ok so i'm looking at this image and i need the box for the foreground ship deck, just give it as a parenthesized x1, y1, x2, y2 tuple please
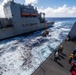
(32, 22, 76, 75)
(32, 40, 75, 75)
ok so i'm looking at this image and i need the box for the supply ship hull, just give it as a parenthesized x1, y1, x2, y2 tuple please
(0, 22, 54, 40)
(0, 0, 54, 40)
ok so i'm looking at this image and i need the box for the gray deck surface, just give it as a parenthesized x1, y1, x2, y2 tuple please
(32, 41, 76, 75)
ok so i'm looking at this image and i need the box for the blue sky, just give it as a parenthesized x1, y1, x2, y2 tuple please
(13, 0, 76, 8)
(12, 0, 76, 8)
(0, 0, 76, 17)
(35, 0, 76, 8)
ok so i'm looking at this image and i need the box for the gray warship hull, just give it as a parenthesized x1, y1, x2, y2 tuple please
(0, 0, 54, 40)
(0, 22, 54, 40)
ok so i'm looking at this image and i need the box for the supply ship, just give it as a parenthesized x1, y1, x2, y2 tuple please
(0, 0, 54, 40)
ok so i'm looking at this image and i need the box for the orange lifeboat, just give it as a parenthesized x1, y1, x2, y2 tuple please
(21, 13, 30, 16)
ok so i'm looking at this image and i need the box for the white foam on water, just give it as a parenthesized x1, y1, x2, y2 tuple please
(0, 21, 75, 75)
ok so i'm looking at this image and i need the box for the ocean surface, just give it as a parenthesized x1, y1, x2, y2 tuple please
(0, 18, 76, 75)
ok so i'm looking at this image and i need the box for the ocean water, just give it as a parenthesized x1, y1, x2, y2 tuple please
(46, 17, 76, 22)
(0, 18, 76, 75)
